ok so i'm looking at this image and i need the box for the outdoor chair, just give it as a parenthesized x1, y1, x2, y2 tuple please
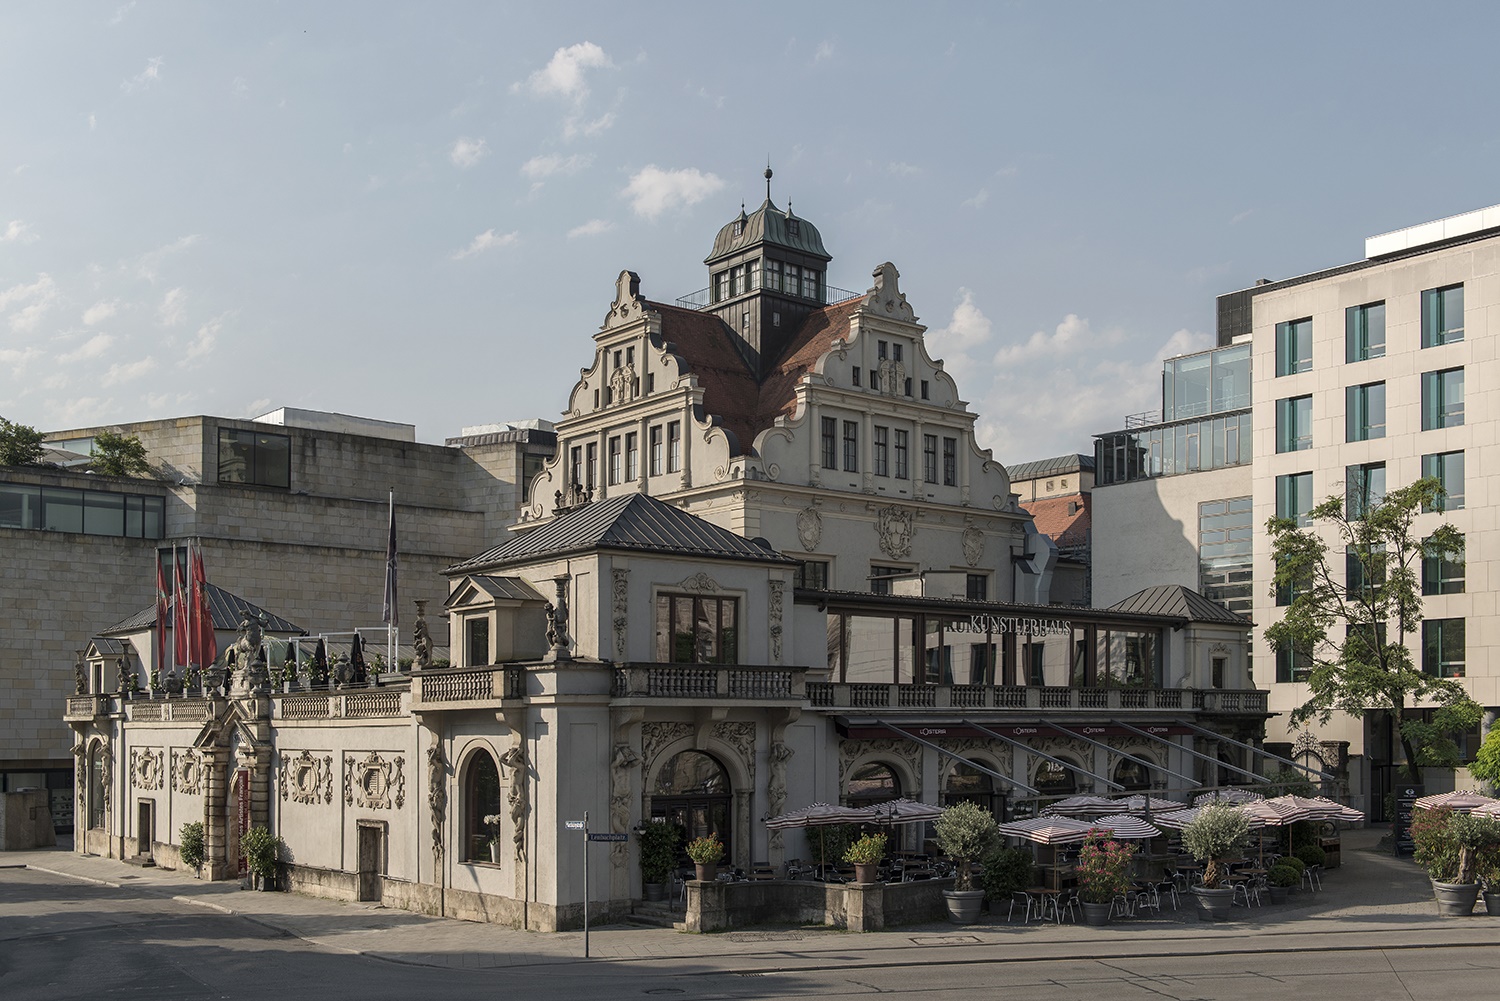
(1231, 877, 1260, 907)
(1153, 879, 1179, 911)
(1108, 892, 1134, 919)
(1007, 890, 1039, 923)
(1052, 888, 1079, 923)
(1303, 865, 1322, 892)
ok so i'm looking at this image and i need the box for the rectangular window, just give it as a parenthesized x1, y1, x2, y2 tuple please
(1276, 471, 1313, 527)
(1346, 301, 1385, 362)
(923, 435, 938, 483)
(852, 366, 861, 388)
(1346, 461, 1386, 519)
(920, 380, 929, 400)
(465, 616, 490, 668)
(803, 270, 820, 301)
(624, 432, 638, 481)
(1421, 450, 1464, 511)
(1346, 382, 1386, 441)
(1345, 545, 1385, 599)
(608, 436, 622, 485)
(877, 340, 888, 360)
(1275, 317, 1313, 376)
(1422, 284, 1464, 347)
(873, 425, 889, 476)
(904, 377, 912, 397)
(217, 428, 291, 489)
(842, 421, 859, 472)
(649, 426, 663, 476)
(1275, 395, 1312, 452)
(0, 483, 161, 538)
(585, 442, 597, 490)
(795, 560, 830, 589)
(1422, 368, 1465, 429)
(667, 422, 681, 472)
(765, 260, 782, 291)
(1025, 643, 1045, 687)
(820, 416, 837, 469)
(1423, 545, 1465, 596)
(892, 343, 903, 363)
(870, 565, 903, 596)
(570, 446, 584, 487)
(655, 595, 739, 665)
(1275, 644, 1313, 683)
(942, 437, 957, 486)
(894, 430, 909, 479)
(966, 573, 988, 601)
(1198, 496, 1253, 617)
(1423, 618, 1465, 678)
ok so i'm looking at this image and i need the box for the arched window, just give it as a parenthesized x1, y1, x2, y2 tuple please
(846, 761, 901, 809)
(652, 751, 732, 862)
(463, 750, 502, 863)
(87, 743, 105, 830)
(1113, 757, 1156, 791)
(1033, 757, 1078, 798)
(943, 762, 997, 817)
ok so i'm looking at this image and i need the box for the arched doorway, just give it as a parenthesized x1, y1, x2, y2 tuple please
(1033, 756, 1079, 799)
(943, 762, 999, 818)
(463, 749, 502, 863)
(652, 751, 732, 862)
(1112, 756, 1156, 792)
(845, 761, 901, 809)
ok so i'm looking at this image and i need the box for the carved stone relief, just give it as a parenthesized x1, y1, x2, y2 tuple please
(612, 568, 629, 660)
(603, 270, 648, 330)
(499, 742, 528, 861)
(279, 749, 333, 805)
(75, 747, 87, 808)
(171, 749, 204, 795)
(838, 738, 922, 799)
(877, 357, 906, 397)
(673, 572, 721, 593)
(609, 743, 640, 869)
(796, 506, 822, 551)
(876, 505, 914, 560)
(768, 581, 784, 664)
(767, 739, 794, 852)
(961, 526, 985, 568)
(427, 736, 446, 866)
(100, 744, 112, 815)
(130, 747, 164, 791)
(343, 751, 406, 810)
(713, 721, 756, 767)
(642, 722, 694, 775)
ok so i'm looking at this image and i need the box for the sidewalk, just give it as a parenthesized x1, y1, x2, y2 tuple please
(7, 826, 1497, 972)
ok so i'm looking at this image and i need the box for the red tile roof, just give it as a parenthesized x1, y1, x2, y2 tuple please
(1020, 494, 1091, 551)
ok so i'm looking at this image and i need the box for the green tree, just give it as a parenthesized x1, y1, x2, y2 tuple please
(1469, 727, 1500, 792)
(0, 416, 46, 466)
(90, 429, 151, 477)
(1267, 477, 1477, 783)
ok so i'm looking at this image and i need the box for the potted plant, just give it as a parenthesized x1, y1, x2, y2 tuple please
(1294, 844, 1326, 870)
(179, 821, 205, 878)
(241, 824, 284, 891)
(1267, 863, 1299, 903)
(980, 845, 1037, 905)
(844, 832, 888, 884)
(482, 814, 503, 862)
(1074, 831, 1137, 925)
(686, 833, 725, 882)
(933, 801, 998, 924)
(1414, 808, 1500, 915)
(1479, 844, 1500, 916)
(637, 820, 680, 901)
(1180, 802, 1250, 920)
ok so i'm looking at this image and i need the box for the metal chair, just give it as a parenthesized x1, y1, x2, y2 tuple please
(1008, 890, 1039, 923)
(1153, 878, 1179, 911)
(1303, 865, 1322, 891)
(1052, 888, 1079, 923)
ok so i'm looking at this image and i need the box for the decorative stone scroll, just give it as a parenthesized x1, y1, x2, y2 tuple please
(343, 751, 405, 810)
(876, 505, 914, 560)
(130, 747, 164, 791)
(768, 581, 784, 664)
(171, 749, 204, 795)
(673, 571, 721, 593)
(279, 749, 333, 805)
(961, 526, 985, 568)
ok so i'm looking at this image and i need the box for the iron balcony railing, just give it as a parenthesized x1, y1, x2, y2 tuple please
(675, 282, 862, 311)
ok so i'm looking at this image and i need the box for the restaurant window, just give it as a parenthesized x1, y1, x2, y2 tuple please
(653, 751, 732, 861)
(1112, 757, 1155, 791)
(217, 428, 290, 488)
(968, 643, 996, 685)
(1024, 641, 1045, 686)
(845, 762, 900, 809)
(463, 750, 502, 863)
(1032, 758, 1078, 798)
(655, 595, 738, 664)
(943, 762, 998, 817)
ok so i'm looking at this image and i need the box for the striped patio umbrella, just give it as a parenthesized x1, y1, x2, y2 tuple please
(1309, 796, 1365, 823)
(1154, 806, 1269, 831)
(1472, 801, 1500, 820)
(1194, 788, 1265, 805)
(765, 802, 866, 829)
(1261, 795, 1344, 823)
(1087, 814, 1162, 840)
(856, 798, 944, 825)
(1110, 794, 1182, 814)
(995, 816, 1097, 845)
(1041, 795, 1118, 818)
(1413, 791, 1500, 814)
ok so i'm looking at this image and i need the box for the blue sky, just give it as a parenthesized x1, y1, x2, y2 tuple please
(2, 2, 1497, 465)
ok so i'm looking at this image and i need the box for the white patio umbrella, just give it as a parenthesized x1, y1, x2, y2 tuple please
(1473, 800, 1500, 820)
(1194, 788, 1265, 805)
(1110, 794, 1182, 814)
(765, 802, 867, 869)
(1088, 814, 1162, 840)
(857, 798, 944, 825)
(1413, 791, 1500, 814)
(995, 816, 1097, 845)
(1041, 795, 1118, 818)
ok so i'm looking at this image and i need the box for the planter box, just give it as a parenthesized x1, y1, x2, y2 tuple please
(1433, 880, 1479, 916)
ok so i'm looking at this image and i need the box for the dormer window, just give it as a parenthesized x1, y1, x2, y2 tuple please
(787, 218, 800, 236)
(733, 219, 744, 237)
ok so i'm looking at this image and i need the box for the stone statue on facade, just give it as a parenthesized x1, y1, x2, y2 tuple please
(426, 735, 446, 865)
(499, 743, 528, 861)
(228, 610, 269, 696)
(412, 599, 433, 669)
(74, 653, 88, 695)
(543, 575, 573, 661)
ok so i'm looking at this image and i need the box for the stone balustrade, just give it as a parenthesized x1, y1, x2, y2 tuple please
(805, 682, 1267, 714)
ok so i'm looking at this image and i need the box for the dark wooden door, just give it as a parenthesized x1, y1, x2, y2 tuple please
(357, 825, 383, 901)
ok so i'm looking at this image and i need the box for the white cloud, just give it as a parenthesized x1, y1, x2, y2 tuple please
(450, 229, 519, 260)
(521, 153, 592, 180)
(449, 137, 489, 169)
(121, 56, 164, 94)
(1, 220, 37, 244)
(158, 287, 186, 326)
(88, 113, 97, 131)
(521, 42, 612, 101)
(52, 395, 113, 426)
(231, 76, 249, 98)
(888, 161, 921, 176)
(0, 274, 58, 332)
(58, 333, 115, 364)
(134, 235, 199, 282)
(82, 300, 118, 326)
(962, 189, 989, 209)
(182, 317, 222, 362)
(101, 356, 156, 386)
(568, 219, 612, 239)
(622, 166, 724, 221)
(928, 289, 993, 355)
(242, 397, 272, 418)
(814, 40, 835, 62)
(563, 112, 616, 140)
(0, 347, 44, 371)
(991, 313, 1117, 367)
(1230, 208, 1254, 225)
(109, 2, 136, 25)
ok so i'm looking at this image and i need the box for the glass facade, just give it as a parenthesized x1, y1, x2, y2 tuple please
(1421, 284, 1464, 347)
(1346, 462, 1386, 519)
(1345, 382, 1386, 441)
(1345, 301, 1386, 362)
(1275, 318, 1313, 376)
(1423, 618, 1465, 678)
(1163, 344, 1250, 420)
(1198, 497, 1252, 616)
(1421, 450, 1464, 511)
(1276, 396, 1312, 452)
(1276, 472, 1313, 527)
(1422, 368, 1465, 429)
(1096, 411, 1251, 486)
(0, 483, 164, 539)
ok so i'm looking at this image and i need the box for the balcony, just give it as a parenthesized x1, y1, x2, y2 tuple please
(64, 695, 106, 721)
(805, 683, 1266, 715)
(611, 665, 805, 701)
(410, 666, 525, 709)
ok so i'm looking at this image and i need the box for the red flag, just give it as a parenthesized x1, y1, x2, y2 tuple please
(192, 542, 217, 668)
(173, 546, 191, 667)
(155, 553, 169, 672)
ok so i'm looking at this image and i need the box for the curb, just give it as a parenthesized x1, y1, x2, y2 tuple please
(25, 864, 122, 889)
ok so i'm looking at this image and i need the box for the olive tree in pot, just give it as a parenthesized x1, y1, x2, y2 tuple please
(637, 820, 680, 901)
(686, 833, 725, 882)
(241, 825, 284, 891)
(844, 832, 887, 884)
(1413, 807, 1500, 915)
(934, 802, 998, 924)
(1479, 844, 1500, 916)
(179, 821, 205, 878)
(1180, 802, 1250, 920)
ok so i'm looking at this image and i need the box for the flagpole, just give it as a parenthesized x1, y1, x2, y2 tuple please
(170, 541, 179, 678)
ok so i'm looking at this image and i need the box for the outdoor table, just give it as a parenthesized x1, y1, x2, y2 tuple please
(1025, 886, 1064, 920)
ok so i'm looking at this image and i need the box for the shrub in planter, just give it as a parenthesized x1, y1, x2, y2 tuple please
(1180, 803, 1250, 889)
(812, 823, 859, 869)
(1268, 864, 1300, 888)
(179, 821, 205, 874)
(638, 820, 680, 889)
(1295, 844, 1326, 869)
(685, 834, 725, 865)
(1074, 832, 1136, 905)
(844, 832, 888, 866)
(1412, 807, 1462, 883)
(980, 846, 1036, 902)
(1278, 855, 1306, 878)
(241, 825, 284, 889)
(933, 801, 999, 891)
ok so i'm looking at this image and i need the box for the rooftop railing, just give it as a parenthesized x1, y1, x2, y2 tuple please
(674, 282, 862, 311)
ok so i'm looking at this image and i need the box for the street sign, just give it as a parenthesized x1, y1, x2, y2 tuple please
(588, 832, 627, 842)
(565, 820, 585, 830)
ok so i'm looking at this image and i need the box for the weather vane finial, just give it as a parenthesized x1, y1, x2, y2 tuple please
(765, 161, 773, 202)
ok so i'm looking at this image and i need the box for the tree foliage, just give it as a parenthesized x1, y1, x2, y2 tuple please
(0, 416, 46, 466)
(1266, 478, 1477, 782)
(1470, 727, 1500, 792)
(90, 429, 152, 477)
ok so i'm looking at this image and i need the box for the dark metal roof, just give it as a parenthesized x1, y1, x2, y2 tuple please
(449, 493, 798, 574)
(795, 588, 1187, 627)
(445, 575, 549, 607)
(1107, 585, 1250, 626)
(101, 581, 305, 636)
(1006, 453, 1095, 483)
(87, 636, 130, 656)
(706, 199, 831, 264)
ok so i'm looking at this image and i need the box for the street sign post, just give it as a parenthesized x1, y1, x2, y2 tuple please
(565, 820, 585, 830)
(588, 832, 627, 842)
(578, 814, 629, 957)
